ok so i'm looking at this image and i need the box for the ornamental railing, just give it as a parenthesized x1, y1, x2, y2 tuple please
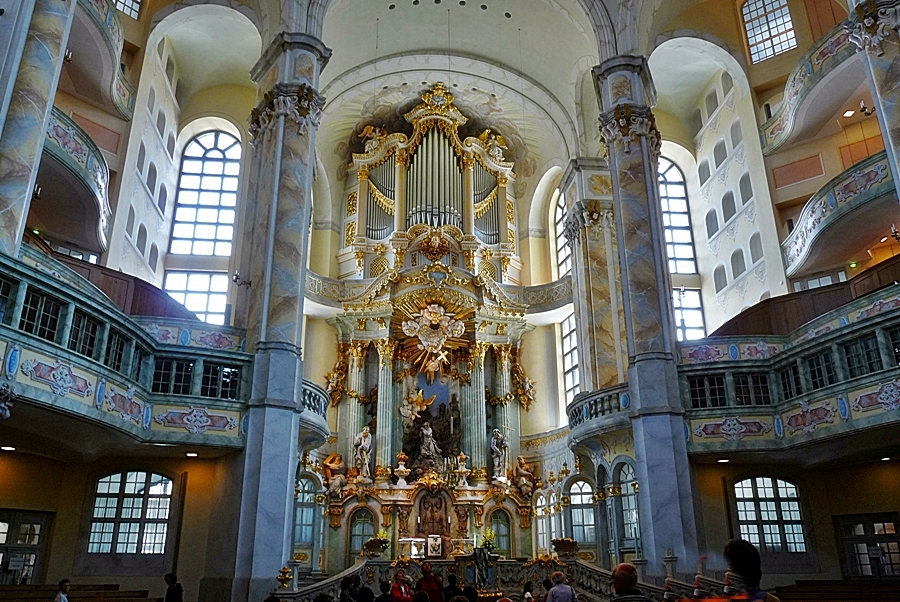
(301, 380, 328, 418)
(759, 21, 858, 154)
(781, 151, 892, 277)
(43, 107, 111, 250)
(567, 383, 629, 429)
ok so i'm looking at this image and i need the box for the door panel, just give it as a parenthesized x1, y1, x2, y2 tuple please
(0, 510, 51, 585)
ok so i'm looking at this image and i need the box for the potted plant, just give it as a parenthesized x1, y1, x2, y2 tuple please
(362, 529, 390, 558)
(480, 527, 496, 552)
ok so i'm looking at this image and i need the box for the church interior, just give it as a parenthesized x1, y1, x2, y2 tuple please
(1, 1, 900, 601)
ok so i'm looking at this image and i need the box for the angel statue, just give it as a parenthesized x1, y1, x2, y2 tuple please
(359, 125, 387, 153)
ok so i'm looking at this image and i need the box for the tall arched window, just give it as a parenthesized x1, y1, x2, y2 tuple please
(490, 509, 512, 558)
(734, 477, 806, 552)
(742, 0, 798, 64)
(713, 140, 727, 168)
(569, 481, 596, 544)
(554, 190, 571, 278)
(88, 472, 173, 554)
(617, 464, 639, 543)
(348, 509, 375, 560)
(731, 249, 747, 277)
(549, 493, 562, 541)
(722, 192, 737, 223)
(706, 209, 719, 239)
(170, 131, 241, 257)
(749, 233, 764, 264)
(730, 119, 743, 148)
(535, 494, 549, 553)
(714, 265, 728, 292)
(658, 158, 696, 274)
(740, 173, 754, 205)
(294, 477, 317, 548)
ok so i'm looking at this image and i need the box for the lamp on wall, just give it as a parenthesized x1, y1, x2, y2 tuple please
(232, 271, 251, 288)
(891, 224, 900, 243)
(859, 99, 875, 117)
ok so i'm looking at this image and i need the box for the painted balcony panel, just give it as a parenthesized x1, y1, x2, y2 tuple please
(760, 22, 861, 155)
(33, 107, 111, 252)
(63, 0, 135, 120)
(678, 285, 900, 458)
(0, 250, 328, 449)
(781, 151, 895, 277)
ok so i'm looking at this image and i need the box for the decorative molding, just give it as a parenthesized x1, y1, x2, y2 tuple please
(599, 104, 661, 158)
(154, 407, 238, 434)
(249, 84, 325, 143)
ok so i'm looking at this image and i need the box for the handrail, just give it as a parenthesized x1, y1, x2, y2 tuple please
(301, 380, 328, 418)
(567, 383, 629, 429)
(281, 560, 366, 602)
(759, 21, 858, 155)
(43, 107, 111, 250)
(781, 151, 891, 277)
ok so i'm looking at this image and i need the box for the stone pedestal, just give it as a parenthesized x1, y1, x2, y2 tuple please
(593, 55, 699, 572)
(0, 0, 76, 257)
(233, 32, 331, 602)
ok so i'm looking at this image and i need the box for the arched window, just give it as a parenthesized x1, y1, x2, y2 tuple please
(147, 87, 156, 113)
(722, 192, 737, 223)
(690, 108, 703, 136)
(535, 494, 549, 552)
(714, 265, 728, 293)
(88, 472, 173, 554)
(137, 143, 146, 175)
(698, 160, 711, 185)
(740, 173, 754, 205)
(734, 477, 806, 552)
(713, 140, 727, 168)
(146, 163, 157, 196)
(569, 481, 596, 544)
(731, 249, 747, 277)
(136, 225, 147, 255)
(170, 131, 241, 256)
(490, 509, 511, 558)
(561, 311, 579, 406)
(742, 0, 798, 64)
(549, 493, 562, 541)
(165, 56, 176, 85)
(730, 119, 743, 148)
(553, 190, 571, 277)
(658, 158, 696, 274)
(148, 244, 159, 272)
(706, 209, 719, 239)
(705, 90, 719, 117)
(349, 509, 375, 560)
(126, 206, 136, 237)
(750, 233, 764, 264)
(157, 186, 168, 214)
(617, 464, 639, 544)
(294, 477, 317, 547)
(156, 110, 166, 139)
(722, 71, 734, 96)
(167, 133, 176, 159)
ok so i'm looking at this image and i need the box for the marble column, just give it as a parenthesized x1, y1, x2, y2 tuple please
(848, 3, 900, 190)
(234, 32, 331, 602)
(343, 339, 369, 462)
(373, 338, 396, 481)
(564, 196, 627, 390)
(492, 344, 514, 468)
(0, 0, 76, 257)
(593, 55, 698, 571)
(462, 341, 490, 481)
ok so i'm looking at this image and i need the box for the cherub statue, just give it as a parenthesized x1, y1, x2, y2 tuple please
(477, 128, 507, 161)
(514, 456, 536, 498)
(323, 453, 348, 498)
(359, 125, 388, 152)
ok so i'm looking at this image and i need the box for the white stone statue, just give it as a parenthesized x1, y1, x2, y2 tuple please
(354, 426, 373, 481)
(420, 422, 442, 463)
(490, 428, 508, 482)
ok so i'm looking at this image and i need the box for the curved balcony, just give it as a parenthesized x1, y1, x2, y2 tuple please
(760, 21, 862, 155)
(781, 151, 895, 277)
(678, 284, 900, 461)
(566, 382, 630, 446)
(64, 0, 135, 119)
(0, 249, 326, 457)
(33, 107, 111, 252)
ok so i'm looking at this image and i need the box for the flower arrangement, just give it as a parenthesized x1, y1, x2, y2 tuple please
(480, 527, 496, 552)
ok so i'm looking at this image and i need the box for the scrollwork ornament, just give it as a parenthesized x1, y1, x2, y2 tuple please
(600, 104, 661, 158)
(847, 1, 900, 55)
(248, 84, 325, 145)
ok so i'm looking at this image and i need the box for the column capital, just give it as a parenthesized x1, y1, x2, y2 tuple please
(563, 198, 614, 248)
(249, 83, 325, 143)
(846, 1, 900, 54)
(373, 338, 397, 368)
(252, 32, 332, 83)
(599, 104, 661, 159)
(592, 54, 656, 110)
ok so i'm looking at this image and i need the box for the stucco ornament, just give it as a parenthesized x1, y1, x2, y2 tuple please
(847, 2, 900, 55)
(401, 303, 465, 354)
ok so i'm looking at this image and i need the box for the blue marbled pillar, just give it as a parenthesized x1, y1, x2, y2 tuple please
(234, 33, 331, 602)
(594, 55, 698, 572)
(0, 0, 76, 257)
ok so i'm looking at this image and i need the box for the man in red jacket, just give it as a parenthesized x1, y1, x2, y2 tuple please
(391, 570, 413, 602)
(416, 562, 444, 602)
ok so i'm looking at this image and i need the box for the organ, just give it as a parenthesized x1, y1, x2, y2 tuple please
(338, 84, 521, 283)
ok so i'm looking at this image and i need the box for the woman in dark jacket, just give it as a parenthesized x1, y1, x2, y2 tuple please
(164, 573, 183, 602)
